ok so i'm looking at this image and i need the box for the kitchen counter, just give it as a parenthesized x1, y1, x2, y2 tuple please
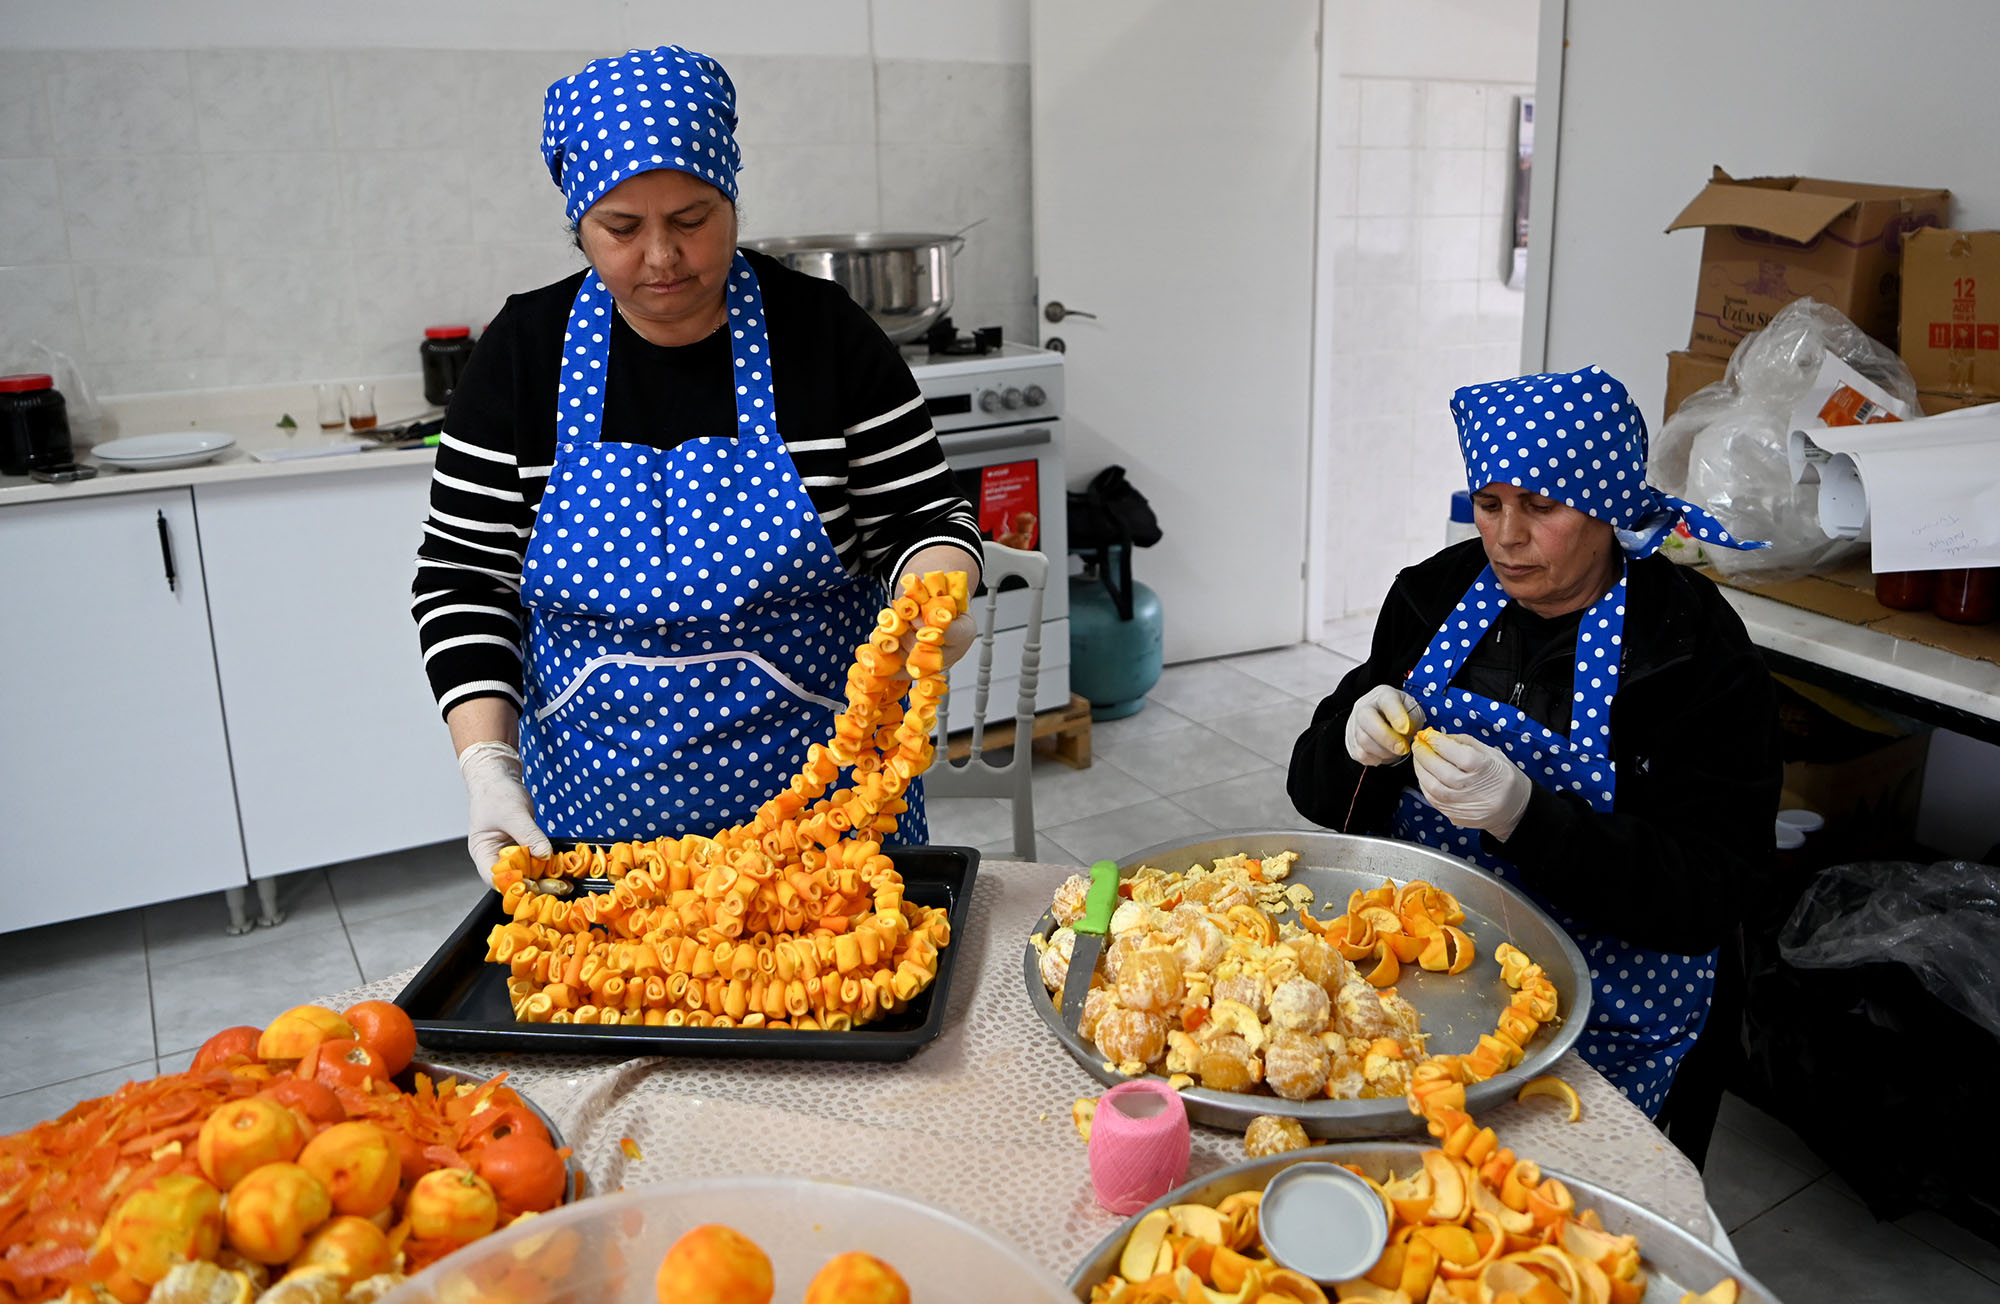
(0, 377, 441, 508)
(313, 859, 1714, 1281)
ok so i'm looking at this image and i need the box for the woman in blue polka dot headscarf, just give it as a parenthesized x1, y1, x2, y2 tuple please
(413, 46, 987, 872)
(1289, 366, 1783, 1134)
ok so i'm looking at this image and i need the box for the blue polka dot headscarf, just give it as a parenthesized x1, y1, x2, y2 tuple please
(1450, 365, 1765, 558)
(542, 46, 741, 224)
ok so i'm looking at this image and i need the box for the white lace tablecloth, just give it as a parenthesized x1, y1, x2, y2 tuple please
(323, 860, 1708, 1279)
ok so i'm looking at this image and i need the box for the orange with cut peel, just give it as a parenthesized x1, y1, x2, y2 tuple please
(297, 1122, 400, 1218)
(406, 1168, 499, 1244)
(223, 1162, 331, 1264)
(102, 1174, 224, 1286)
(191, 1026, 262, 1073)
(1514, 1075, 1582, 1123)
(342, 1000, 417, 1076)
(804, 1251, 910, 1304)
(259, 1075, 345, 1127)
(196, 1097, 307, 1191)
(655, 1223, 775, 1304)
(257, 1006, 355, 1062)
(288, 1215, 394, 1287)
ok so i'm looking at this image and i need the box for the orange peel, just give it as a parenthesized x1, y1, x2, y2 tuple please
(1514, 1075, 1582, 1124)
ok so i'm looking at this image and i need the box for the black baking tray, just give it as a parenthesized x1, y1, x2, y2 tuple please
(393, 843, 978, 1062)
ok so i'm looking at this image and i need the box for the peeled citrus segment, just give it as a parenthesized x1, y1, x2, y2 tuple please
(1515, 1075, 1582, 1123)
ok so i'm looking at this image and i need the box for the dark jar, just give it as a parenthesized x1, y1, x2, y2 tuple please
(421, 325, 476, 407)
(1874, 570, 1938, 611)
(0, 373, 72, 476)
(1933, 568, 1999, 626)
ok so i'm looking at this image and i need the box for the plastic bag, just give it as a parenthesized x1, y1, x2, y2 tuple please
(1648, 298, 1918, 582)
(1779, 859, 2000, 1042)
(30, 341, 110, 444)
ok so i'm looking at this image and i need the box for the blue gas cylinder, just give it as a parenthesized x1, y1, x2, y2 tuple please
(1069, 546, 1164, 720)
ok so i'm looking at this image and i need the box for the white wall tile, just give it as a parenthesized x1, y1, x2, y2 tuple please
(1349, 216, 1416, 286)
(1416, 214, 1482, 282)
(190, 50, 335, 152)
(203, 151, 345, 257)
(1480, 144, 1515, 220)
(74, 258, 223, 363)
(1418, 281, 1479, 349)
(1331, 77, 1361, 149)
(94, 358, 229, 395)
(1323, 147, 1358, 219)
(1417, 147, 1485, 216)
(1423, 82, 1486, 149)
(462, 49, 597, 153)
(60, 156, 210, 260)
(0, 53, 53, 157)
(737, 142, 880, 238)
(1476, 278, 1526, 345)
(224, 348, 364, 389)
(0, 158, 69, 263)
(217, 255, 353, 357)
(1355, 147, 1415, 217)
(468, 149, 571, 244)
(346, 246, 485, 374)
(48, 51, 197, 155)
(1357, 79, 1419, 148)
(1485, 85, 1530, 151)
(341, 149, 472, 249)
(874, 59, 1026, 147)
(729, 55, 876, 148)
(331, 50, 476, 150)
(477, 241, 587, 326)
(0, 265, 83, 370)
(1351, 283, 1418, 352)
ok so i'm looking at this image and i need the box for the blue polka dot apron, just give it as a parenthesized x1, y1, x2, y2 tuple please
(517, 253, 926, 845)
(1390, 564, 1715, 1117)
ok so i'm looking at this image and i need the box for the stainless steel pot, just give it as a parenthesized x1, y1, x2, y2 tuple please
(744, 232, 964, 343)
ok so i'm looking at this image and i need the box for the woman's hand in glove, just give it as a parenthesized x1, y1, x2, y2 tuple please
(1345, 685, 1426, 766)
(1411, 729, 1533, 840)
(458, 740, 552, 886)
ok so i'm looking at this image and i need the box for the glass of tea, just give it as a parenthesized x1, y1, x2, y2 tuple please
(347, 382, 378, 431)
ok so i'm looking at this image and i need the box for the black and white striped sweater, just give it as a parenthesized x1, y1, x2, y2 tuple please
(412, 251, 981, 718)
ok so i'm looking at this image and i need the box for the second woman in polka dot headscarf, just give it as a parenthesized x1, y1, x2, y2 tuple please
(1289, 367, 1783, 1130)
(413, 46, 985, 877)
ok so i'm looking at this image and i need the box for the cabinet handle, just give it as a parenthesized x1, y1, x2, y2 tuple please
(156, 510, 178, 593)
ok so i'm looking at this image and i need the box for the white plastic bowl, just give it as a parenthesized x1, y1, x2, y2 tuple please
(380, 1176, 1075, 1303)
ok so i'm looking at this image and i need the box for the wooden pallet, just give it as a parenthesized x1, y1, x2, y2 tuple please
(944, 692, 1093, 770)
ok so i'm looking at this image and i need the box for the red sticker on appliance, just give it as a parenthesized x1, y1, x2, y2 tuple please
(979, 460, 1040, 550)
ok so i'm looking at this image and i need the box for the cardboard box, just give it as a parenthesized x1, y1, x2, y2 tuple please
(1780, 731, 1930, 850)
(1664, 349, 1729, 420)
(1704, 559, 2000, 666)
(1899, 227, 2000, 405)
(1667, 168, 1950, 360)
(1918, 390, 1998, 416)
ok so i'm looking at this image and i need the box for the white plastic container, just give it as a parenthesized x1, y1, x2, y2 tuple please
(1445, 489, 1479, 546)
(381, 1177, 1075, 1303)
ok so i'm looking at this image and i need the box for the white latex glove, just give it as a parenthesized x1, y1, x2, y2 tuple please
(458, 740, 552, 886)
(1345, 685, 1427, 766)
(1411, 729, 1534, 840)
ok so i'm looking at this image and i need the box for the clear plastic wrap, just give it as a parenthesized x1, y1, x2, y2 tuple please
(1779, 859, 2000, 1043)
(1649, 298, 1918, 581)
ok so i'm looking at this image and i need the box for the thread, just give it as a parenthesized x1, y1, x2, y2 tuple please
(1087, 1080, 1191, 1214)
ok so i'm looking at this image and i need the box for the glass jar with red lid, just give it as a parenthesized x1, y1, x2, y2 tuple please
(0, 373, 71, 476)
(421, 326, 477, 407)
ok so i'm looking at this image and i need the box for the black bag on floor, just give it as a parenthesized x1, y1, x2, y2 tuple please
(1067, 465, 1162, 621)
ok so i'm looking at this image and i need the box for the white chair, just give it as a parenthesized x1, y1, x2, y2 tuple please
(926, 541, 1048, 860)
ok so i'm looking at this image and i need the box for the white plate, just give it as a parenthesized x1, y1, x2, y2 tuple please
(92, 431, 237, 469)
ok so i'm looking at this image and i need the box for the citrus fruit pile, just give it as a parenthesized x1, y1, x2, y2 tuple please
(656, 1224, 910, 1304)
(0, 1001, 569, 1302)
(482, 571, 967, 1031)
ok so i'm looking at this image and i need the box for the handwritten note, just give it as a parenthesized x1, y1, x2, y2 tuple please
(1792, 406, 2000, 572)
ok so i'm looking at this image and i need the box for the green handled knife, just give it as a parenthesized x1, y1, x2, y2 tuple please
(1059, 859, 1121, 1032)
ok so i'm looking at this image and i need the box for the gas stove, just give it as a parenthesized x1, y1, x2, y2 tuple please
(902, 330, 1064, 436)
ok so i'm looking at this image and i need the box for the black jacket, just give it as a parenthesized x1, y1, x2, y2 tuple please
(1288, 541, 1782, 954)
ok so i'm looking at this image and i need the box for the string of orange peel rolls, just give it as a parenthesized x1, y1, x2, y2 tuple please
(481, 571, 970, 1032)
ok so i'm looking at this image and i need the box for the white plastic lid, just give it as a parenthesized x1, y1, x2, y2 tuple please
(1776, 808, 1825, 833)
(1775, 822, 1806, 851)
(1259, 1162, 1390, 1283)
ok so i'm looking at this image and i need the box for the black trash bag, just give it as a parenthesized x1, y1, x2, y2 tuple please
(1738, 861, 2000, 1239)
(1067, 465, 1162, 620)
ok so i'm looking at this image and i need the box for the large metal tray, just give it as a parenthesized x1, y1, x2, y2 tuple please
(396, 844, 978, 1063)
(1069, 1145, 1777, 1304)
(1023, 830, 1590, 1137)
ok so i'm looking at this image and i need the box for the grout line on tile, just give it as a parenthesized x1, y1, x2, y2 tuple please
(0, 1058, 157, 1105)
(141, 904, 161, 1063)
(1723, 1167, 1827, 1235)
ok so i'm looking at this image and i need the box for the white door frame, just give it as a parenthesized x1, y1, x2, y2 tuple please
(1519, 0, 1569, 374)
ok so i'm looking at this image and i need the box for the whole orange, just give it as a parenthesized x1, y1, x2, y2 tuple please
(289, 1214, 394, 1287)
(343, 1000, 417, 1076)
(472, 1132, 568, 1213)
(804, 1251, 911, 1304)
(309, 1039, 390, 1092)
(260, 1075, 346, 1128)
(257, 1006, 354, 1062)
(224, 1162, 332, 1264)
(405, 1168, 499, 1245)
(655, 1224, 774, 1304)
(297, 1122, 400, 1218)
(102, 1173, 223, 1285)
(196, 1097, 306, 1191)
(190, 1026, 262, 1073)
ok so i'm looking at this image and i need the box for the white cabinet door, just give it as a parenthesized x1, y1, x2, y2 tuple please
(198, 464, 465, 877)
(0, 489, 248, 929)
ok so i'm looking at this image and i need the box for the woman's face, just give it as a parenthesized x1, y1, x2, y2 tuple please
(576, 169, 738, 345)
(1471, 481, 1621, 617)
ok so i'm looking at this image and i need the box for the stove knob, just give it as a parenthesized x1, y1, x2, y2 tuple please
(1023, 384, 1047, 408)
(978, 390, 1002, 413)
(1001, 387, 1025, 410)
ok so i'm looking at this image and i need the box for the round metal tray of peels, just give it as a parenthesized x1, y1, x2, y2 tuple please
(404, 1060, 585, 1203)
(1068, 1144, 1773, 1303)
(1022, 829, 1591, 1138)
